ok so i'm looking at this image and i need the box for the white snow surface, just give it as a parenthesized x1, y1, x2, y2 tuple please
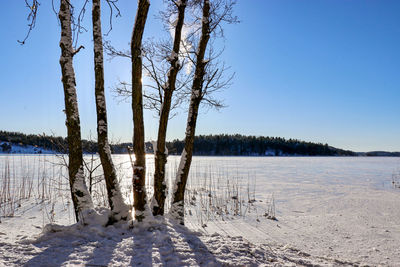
(171, 148, 187, 200)
(110, 187, 132, 221)
(1, 214, 340, 266)
(72, 166, 94, 212)
(1, 155, 400, 266)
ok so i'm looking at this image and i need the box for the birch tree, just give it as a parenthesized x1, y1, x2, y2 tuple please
(131, 0, 151, 221)
(170, 0, 237, 225)
(59, 0, 94, 222)
(152, 0, 188, 216)
(92, 0, 130, 222)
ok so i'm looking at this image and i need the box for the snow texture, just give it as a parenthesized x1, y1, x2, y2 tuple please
(167, 11, 196, 75)
(172, 148, 187, 193)
(0, 216, 348, 266)
(169, 200, 184, 224)
(169, 149, 188, 222)
(151, 140, 169, 156)
(1, 156, 400, 266)
(73, 166, 94, 215)
(150, 195, 159, 210)
(132, 200, 153, 223)
(110, 187, 132, 221)
(151, 140, 158, 155)
(101, 140, 130, 220)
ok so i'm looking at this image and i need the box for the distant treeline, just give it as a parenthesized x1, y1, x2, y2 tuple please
(0, 130, 97, 153)
(2, 130, 398, 156)
(166, 134, 356, 156)
(0, 130, 151, 154)
(0, 130, 142, 154)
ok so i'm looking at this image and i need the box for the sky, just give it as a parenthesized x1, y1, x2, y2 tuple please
(0, 0, 399, 152)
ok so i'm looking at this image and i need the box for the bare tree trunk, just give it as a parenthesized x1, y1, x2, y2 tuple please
(92, 0, 130, 222)
(131, 0, 150, 221)
(152, 0, 187, 216)
(59, 0, 93, 222)
(170, 0, 210, 225)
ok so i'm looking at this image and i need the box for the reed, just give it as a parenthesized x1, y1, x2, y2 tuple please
(0, 155, 276, 226)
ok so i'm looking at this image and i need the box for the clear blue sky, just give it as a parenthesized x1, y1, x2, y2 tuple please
(1, 1, 399, 152)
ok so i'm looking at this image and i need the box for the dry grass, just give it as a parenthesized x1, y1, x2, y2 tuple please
(392, 169, 400, 189)
(0, 155, 67, 218)
(0, 155, 276, 227)
(181, 163, 276, 227)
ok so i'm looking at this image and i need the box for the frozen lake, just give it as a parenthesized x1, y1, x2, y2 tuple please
(1, 154, 399, 209)
(1, 155, 400, 265)
(2, 154, 398, 201)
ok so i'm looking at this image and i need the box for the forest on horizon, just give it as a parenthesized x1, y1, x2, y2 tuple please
(0, 130, 378, 156)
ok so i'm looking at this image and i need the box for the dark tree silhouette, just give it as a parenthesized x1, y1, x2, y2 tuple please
(131, 0, 151, 222)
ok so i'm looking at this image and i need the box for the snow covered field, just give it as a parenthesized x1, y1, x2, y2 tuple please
(0, 155, 399, 266)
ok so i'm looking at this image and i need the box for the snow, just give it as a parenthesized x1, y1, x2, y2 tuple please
(1, 213, 338, 266)
(175, 148, 187, 186)
(167, 51, 178, 62)
(1, 155, 400, 266)
(110, 187, 132, 221)
(151, 140, 158, 154)
(193, 88, 201, 98)
(98, 119, 107, 134)
(150, 140, 169, 156)
(166, 5, 197, 75)
(0, 141, 55, 154)
(72, 166, 94, 214)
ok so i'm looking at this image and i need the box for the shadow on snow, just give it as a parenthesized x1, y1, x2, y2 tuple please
(24, 218, 220, 267)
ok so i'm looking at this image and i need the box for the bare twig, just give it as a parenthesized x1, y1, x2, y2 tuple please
(18, 0, 40, 45)
(72, 45, 85, 56)
(105, 0, 122, 36)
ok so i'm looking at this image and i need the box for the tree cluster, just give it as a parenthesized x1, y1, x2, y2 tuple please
(167, 134, 356, 156)
(19, 0, 237, 225)
(0, 130, 96, 153)
(0, 130, 356, 156)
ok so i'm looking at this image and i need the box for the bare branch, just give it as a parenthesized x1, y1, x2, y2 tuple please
(112, 80, 132, 103)
(18, 0, 40, 45)
(72, 45, 85, 56)
(70, 0, 89, 49)
(105, 0, 122, 36)
(51, 0, 58, 16)
(104, 40, 131, 60)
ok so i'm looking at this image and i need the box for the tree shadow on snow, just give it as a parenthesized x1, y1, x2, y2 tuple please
(166, 222, 221, 266)
(23, 224, 106, 267)
(23, 219, 221, 266)
(24, 244, 81, 267)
